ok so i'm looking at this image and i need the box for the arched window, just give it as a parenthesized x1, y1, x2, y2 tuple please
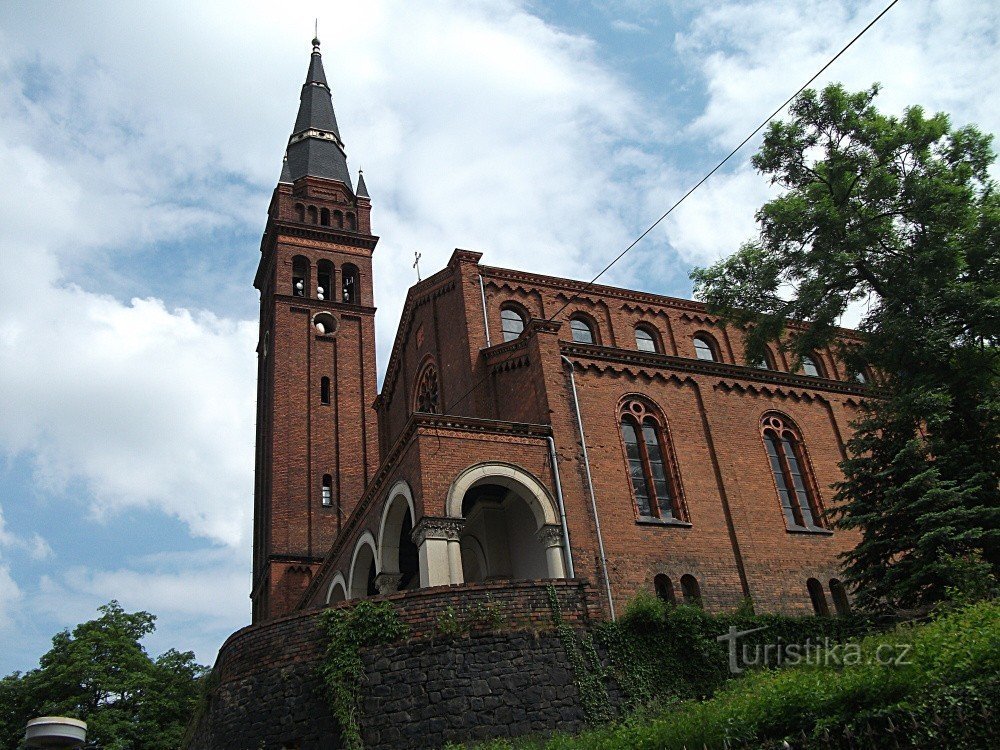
(801, 354, 822, 377)
(569, 316, 595, 344)
(333, 210, 344, 229)
(307, 205, 318, 224)
(807, 578, 830, 615)
(829, 578, 851, 615)
(654, 574, 675, 605)
(680, 574, 701, 606)
(294, 203, 305, 222)
(342, 264, 360, 304)
(619, 398, 684, 521)
(752, 347, 774, 370)
(321, 475, 333, 507)
(500, 305, 525, 342)
(316, 260, 333, 301)
(414, 363, 440, 414)
(291, 256, 309, 297)
(761, 413, 823, 530)
(635, 326, 658, 353)
(320, 207, 330, 226)
(693, 334, 717, 361)
(320, 376, 330, 405)
(346, 213, 357, 231)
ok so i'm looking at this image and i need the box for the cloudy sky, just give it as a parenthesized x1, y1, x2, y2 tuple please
(1, 0, 997, 673)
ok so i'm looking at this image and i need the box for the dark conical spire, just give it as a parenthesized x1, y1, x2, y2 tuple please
(356, 169, 369, 199)
(283, 37, 354, 190)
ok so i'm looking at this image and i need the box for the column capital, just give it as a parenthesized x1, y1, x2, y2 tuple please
(536, 524, 564, 548)
(374, 572, 402, 595)
(411, 516, 464, 546)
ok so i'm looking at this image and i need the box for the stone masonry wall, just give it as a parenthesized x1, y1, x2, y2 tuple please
(186, 580, 608, 750)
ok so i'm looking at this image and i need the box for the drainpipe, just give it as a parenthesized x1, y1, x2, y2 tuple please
(546, 436, 575, 579)
(478, 274, 492, 348)
(561, 355, 616, 620)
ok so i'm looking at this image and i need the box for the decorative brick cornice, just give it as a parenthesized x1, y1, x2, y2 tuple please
(268, 220, 379, 250)
(411, 517, 464, 545)
(559, 342, 871, 398)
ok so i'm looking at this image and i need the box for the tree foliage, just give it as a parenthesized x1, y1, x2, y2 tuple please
(691, 83, 1000, 610)
(0, 601, 207, 750)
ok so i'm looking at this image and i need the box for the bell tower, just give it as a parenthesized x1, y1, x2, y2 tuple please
(251, 37, 379, 622)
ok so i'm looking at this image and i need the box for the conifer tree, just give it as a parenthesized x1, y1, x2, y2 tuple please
(692, 83, 1000, 610)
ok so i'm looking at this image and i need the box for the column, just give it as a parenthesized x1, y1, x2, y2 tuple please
(411, 517, 464, 588)
(537, 524, 567, 579)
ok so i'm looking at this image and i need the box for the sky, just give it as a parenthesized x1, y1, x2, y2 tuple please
(0, 0, 998, 675)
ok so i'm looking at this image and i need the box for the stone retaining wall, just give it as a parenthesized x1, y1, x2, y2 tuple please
(186, 579, 610, 750)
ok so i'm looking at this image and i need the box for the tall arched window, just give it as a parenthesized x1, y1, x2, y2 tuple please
(801, 354, 822, 377)
(619, 398, 684, 521)
(346, 213, 357, 230)
(500, 305, 525, 342)
(342, 264, 360, 304)
(291, 256, 309, 297)
(680, 574, 701, 606)
(317, 260, 333, 301)
(294, 203, 306, 222)
(761, 414, 823, 530)
(333, 210, 344, 229)
(807, 578, 829, 615)
(307, 205, 318, 224)
(320, 207, 331, 226)
(321, 475, 333, 507)
(414, 362, 440, 414)
(569, 316, 595, 344)
(635, 325, 658, 353)
(654, 574, 675, 605)
(829, 578, 851, 615)
(693, 334, 717, 361)
(320, 376, 330, 405)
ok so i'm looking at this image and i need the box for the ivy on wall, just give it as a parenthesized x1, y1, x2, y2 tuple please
(319, 601, 409, 750)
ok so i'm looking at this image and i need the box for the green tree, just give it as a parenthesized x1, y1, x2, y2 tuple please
(0, 601, 207, 750)
(691, 83, 1000, 611)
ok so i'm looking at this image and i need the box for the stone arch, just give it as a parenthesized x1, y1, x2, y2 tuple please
(347, 531, 378, 600)
(325, 572, 347, 605)
(446, 463, 558, 527)
(444, 463, 565, 584)
(376, 481, 420, 593)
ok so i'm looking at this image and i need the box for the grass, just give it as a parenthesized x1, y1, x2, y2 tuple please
(446, 599, 999, 750)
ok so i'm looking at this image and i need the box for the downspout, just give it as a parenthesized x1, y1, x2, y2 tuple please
(546, 436, 575, 579)
(478, 274, 492, 348)
(561, 355, 615, 620)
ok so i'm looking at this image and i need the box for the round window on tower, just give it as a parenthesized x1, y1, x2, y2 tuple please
(313, 312, 338, 336)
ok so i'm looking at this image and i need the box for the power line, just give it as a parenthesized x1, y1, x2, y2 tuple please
(447, 0, 900, 413)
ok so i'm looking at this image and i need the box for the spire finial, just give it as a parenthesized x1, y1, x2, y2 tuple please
(312, 20, 320, 52)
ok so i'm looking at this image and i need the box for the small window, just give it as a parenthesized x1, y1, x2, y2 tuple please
(570, 316, 595, 344)
(635, 326, 658, 353)
(317, 260, 333, 301)
(321, 475, 333, 507)
(654, 574, 675, 605)
(313, 312, 337, 335)
(801, 355, 822, 377)
(307, 205, 318, 224)
(500, 306, 525, 342)
(292, 256, 309, 297)
(346, 213, 357, 231)
(333, 210, 344, 229)
(320, 376, 330, 405)
(342, 264, 360, 304)
(320, 207, 330, 226)
(415, 363, 440, 414)
(807, 578, 830, 616)
(761, 413, 823, 530)
(295, 203, 305, 222)
(752, 349, 773, 370)
(680, 574, 701, 607)
(693, 335, 716, 361)
(829, 578, 851, 615)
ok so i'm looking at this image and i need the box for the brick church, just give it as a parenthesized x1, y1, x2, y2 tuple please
(250, 37, 867, 629)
